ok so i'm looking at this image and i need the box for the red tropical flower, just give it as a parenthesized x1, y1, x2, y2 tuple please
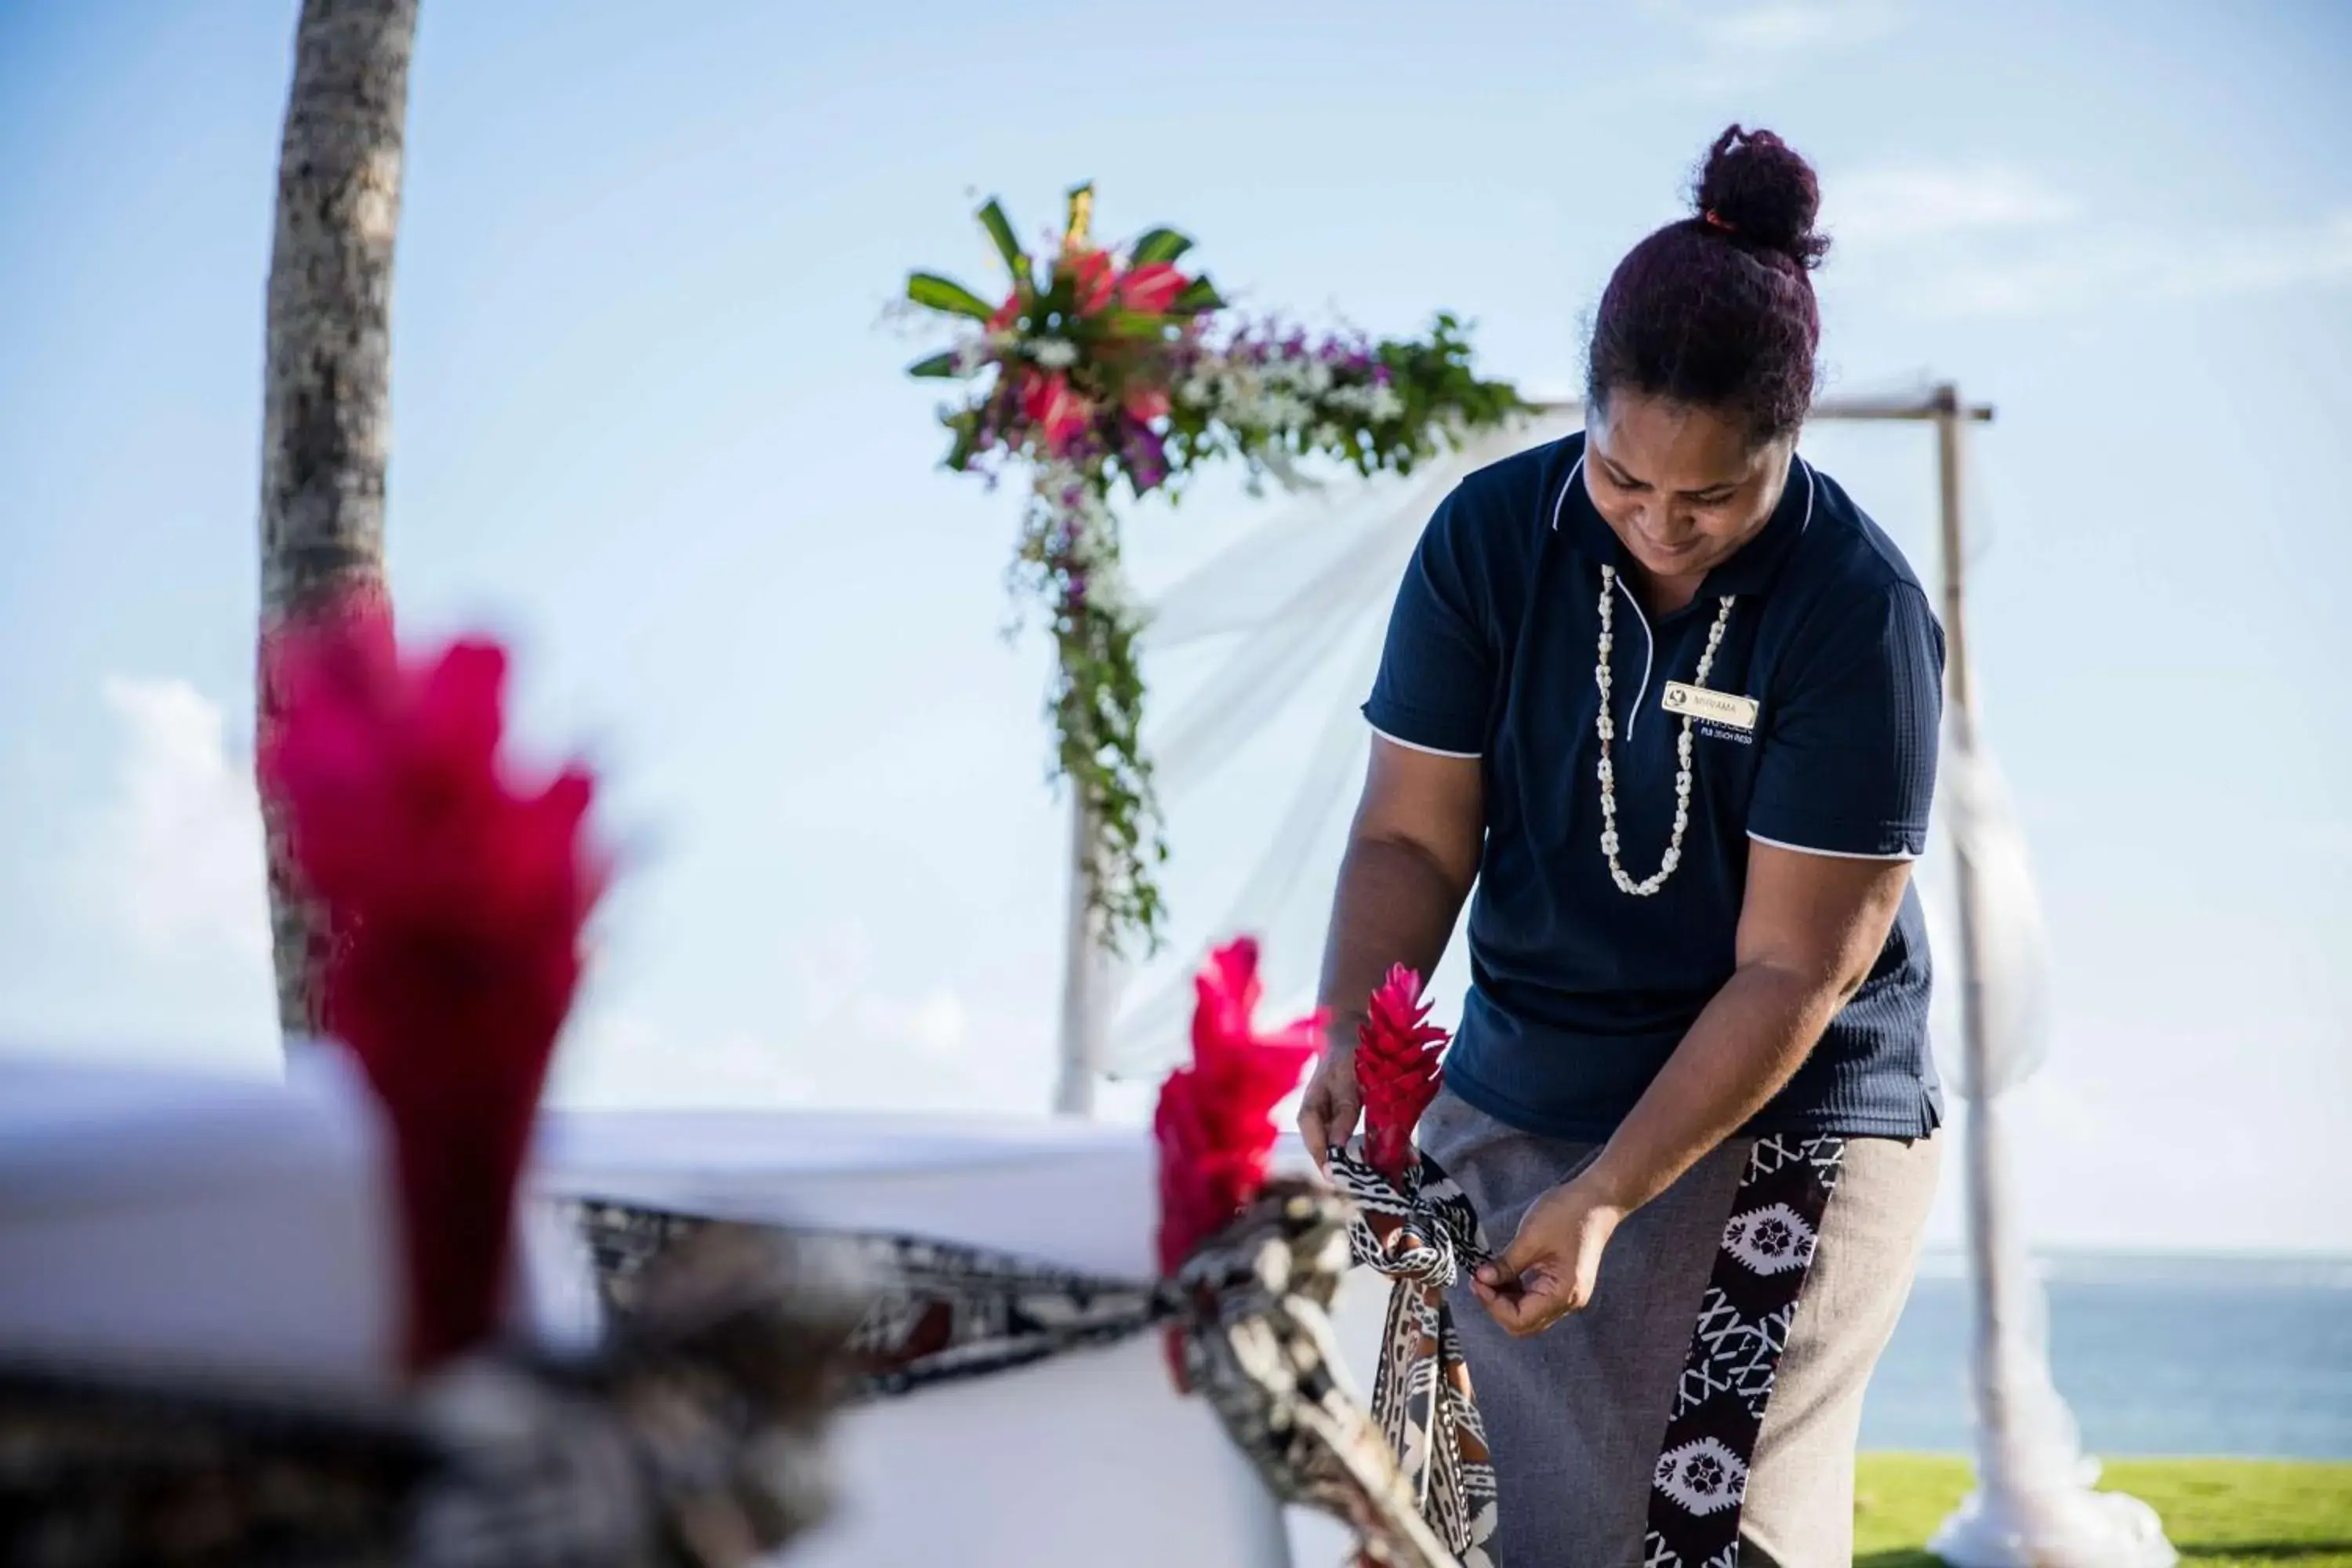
(260, 597, 605, 1374)
(1356, 964, 1450, 1185)
(1153, 936, 1322, 1277)
(1021, 371, 1094, 455)
(1068, 247, 1117, 316)
(1116, 261, 1189, 315)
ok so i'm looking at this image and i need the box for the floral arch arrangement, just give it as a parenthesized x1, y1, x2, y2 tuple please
(902, 184, 1526, 952)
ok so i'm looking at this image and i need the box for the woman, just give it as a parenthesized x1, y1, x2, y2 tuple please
(1299, 126, 1944, 1567)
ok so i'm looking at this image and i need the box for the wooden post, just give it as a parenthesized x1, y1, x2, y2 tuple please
(1052, 793, 1100, 1116)
(1936, 381, 2018, 1494)
(1935, 385, 1978, 741)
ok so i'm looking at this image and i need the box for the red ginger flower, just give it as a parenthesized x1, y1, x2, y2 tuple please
(1115, 260, 1189, 314)
(1020, 371, 1094, 456)
(1356, 964, 1449, 1185)
(1067, 247, 1117, 316)
(260, 599, 605, 1374)
(1153, 936, 1322, 1277)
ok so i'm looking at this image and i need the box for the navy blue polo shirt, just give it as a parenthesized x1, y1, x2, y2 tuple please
(1363, 432, 1945, 1141)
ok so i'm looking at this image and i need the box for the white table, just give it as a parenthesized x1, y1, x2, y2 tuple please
(0, 1054, 1396, 1566)
(533, 1107, 1303, 1567)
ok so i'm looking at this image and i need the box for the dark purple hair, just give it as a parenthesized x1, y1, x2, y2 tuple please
(1585, 125, 1831, 441)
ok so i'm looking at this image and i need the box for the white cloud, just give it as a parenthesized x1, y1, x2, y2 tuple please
(1926, 1058, 2352, 1254)
(1642, 0, 1907, 94)
(1829, 164, 2352, 318)
(553, 925, 1047, 1115)
(1926, 210, 2352, 317)
(2004, 211, 2352, 314)
(796, 925, 971, 1062)
(1687, 0, 1897, 53)
(78, 677, 270, 964)
(1829, 166, 2079, 244)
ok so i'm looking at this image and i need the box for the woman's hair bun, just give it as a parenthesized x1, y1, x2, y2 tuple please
(1694, 125, 1830, 270)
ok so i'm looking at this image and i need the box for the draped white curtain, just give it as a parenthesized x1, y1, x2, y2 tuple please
(1926, 735, 2175, 1568)
(1102, 409, 1582, 1076)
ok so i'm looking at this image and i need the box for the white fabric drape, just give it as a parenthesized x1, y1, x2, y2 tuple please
(1926, 730, 2176, 1568)
(1104, 411, 1583, 1077)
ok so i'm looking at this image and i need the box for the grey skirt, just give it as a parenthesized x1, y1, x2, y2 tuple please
(1417, 1089, 1941, 1568)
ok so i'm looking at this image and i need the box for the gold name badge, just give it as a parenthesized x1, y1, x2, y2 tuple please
(1661, 681, 1760, 731)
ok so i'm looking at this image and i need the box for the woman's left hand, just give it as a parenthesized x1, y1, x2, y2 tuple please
(1471, 1173, 1628, 1336)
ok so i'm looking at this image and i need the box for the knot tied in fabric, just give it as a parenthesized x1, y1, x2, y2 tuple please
(1329, 1138, 1501, 1568)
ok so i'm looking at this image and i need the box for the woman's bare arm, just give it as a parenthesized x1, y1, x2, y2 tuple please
(1297, 736, 1484, 1167)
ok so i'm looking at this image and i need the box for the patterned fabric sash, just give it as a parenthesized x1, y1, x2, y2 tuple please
(1644, 1133, 1847, 1568)
(575, 1200, 1165, 1399)
(1327, 1143, 1500, 1568)
(576, 1189, 1466, 1568)
(1168, 1178, 1464, 1568)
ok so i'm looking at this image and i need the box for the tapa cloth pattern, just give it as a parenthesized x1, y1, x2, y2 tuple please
(578, 1185, 1466, 1568)
(1328, 1142, 1500, 1568)
(575, 1200, 1162, 1398)
(1642, 1134, 1845, 1568)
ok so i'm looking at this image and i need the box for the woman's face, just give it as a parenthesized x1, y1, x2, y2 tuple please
(1584, 390, 1795, 589)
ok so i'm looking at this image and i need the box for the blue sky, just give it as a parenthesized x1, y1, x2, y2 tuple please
(2, 0, 2346, 1250)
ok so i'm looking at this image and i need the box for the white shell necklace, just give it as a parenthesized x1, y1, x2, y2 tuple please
(1594, 565, 1735, 896)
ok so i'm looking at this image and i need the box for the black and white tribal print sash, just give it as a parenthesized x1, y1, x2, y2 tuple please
(1327, 1142, 1501, 1568)
(1171, 1177, 1465, 1568)
(578, 1189, 1468, 1568)
(573, 1200, 1165, 1399)
(1643, 1134, 1847, 1568)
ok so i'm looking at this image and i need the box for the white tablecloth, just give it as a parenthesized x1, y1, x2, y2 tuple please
(0, 1051, 399, 1392)
(0, 1056, 1381, 1566)
(533, 1107, 1298, 1567)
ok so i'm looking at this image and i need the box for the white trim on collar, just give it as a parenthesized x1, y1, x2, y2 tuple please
(1549, 455, 1586, 532)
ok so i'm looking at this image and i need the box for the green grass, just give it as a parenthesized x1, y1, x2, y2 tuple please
(1856, 1456, 2352, 1567)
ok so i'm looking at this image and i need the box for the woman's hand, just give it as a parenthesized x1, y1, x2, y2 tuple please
(1295, 1028, 1363, 1174)
(1305, 737, 1482, 1176)
(1471, 1173, 1628, 1336)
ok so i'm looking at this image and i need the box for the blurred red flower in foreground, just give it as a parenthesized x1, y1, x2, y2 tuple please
(1355, 964, 1450, 1185)
(1153, 937, 1322, 1279)
(260, 599, 605, 1374)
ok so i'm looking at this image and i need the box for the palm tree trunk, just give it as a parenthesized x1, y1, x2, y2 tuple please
(256, 0, 418, 1045)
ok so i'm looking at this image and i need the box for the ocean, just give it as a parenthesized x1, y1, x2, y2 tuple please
(1859, 1251, 2352, 1458)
